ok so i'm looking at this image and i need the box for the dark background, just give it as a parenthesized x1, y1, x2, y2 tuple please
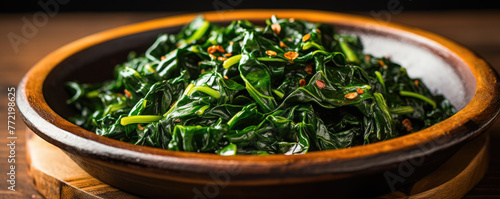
(2, 0, 500, 13)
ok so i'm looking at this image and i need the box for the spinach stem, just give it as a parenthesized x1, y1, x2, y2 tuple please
(196, 105, 210, 115)
(399, 90, 437, 109)
(185, 21, 210, 44)
(187, 86, 221, 99)
(302, 42, 325, 51)
(103, 102, 127, 116)
(339, 39, 359, 63)
(227, 109, 244, 128)
(223, 54, 242, 69)
(272, 89, 284, 99)
(373, 93, 393, 140)
(389, 106, 414, 115)
(120, 115, 163, 126)
(257, 57, 288, 62)
(85, 90, 99, 98)
(375, 71, 386, 93)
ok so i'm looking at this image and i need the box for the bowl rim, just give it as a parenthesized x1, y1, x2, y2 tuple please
(17, 9, 500, 182)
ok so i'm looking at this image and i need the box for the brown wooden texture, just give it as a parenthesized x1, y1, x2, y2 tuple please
(24, 128, 490, 199)
(382, 132, 490, 198)
(26, 130, 141, 199)
(1, 11, 499, 198)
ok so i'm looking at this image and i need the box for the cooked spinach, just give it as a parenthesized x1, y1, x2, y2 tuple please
(66, 15, 455, 155)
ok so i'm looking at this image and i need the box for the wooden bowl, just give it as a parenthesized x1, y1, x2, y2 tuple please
(17, 10, 500, 198)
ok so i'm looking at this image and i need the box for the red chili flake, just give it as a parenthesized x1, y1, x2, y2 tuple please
(161, 56, 166, 61)
(266, 50, 277, 56)
(316, 28, 321, 33)
(170, 100, 177, 108)
(305, 65, 313, 74)
(201, 69, 206, 74)
(137, 124, 144, 130)
(217, 45, 226, 53)
(414, 80, 419, 86)
(229, 41, 234, 45)
(218, 56, 227, 61)
(224, 75, 229, 80)
(175, 118, 181, 123)
(224, 53, 232, 57)
(402, 118, 413, 132)
(378, 59, 387, 68)
(345, 92, 358, 99)
(271, 23, 281, 35)
(364, 55, 371, 62)
(357, 88, 364, 94)
(302, 34, 311, 42)
(209, 54, 216, 59)
(207, 45, 218, 54)
(316, 80, 326, 89)
(299, 79, 306, 87)
(280, 41, 288, 48)
(124, 89, 132, 98)
(284, 51, 299, 61)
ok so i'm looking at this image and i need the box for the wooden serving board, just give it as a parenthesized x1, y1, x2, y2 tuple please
(26, 129, 489, 199)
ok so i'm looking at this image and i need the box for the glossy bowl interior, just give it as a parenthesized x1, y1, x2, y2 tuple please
(18, 10, 500, 198)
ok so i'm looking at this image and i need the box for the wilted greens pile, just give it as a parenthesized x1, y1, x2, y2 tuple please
(66, 15, 455, 155)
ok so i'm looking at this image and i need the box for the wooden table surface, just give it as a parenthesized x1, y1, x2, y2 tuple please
(1, 11, 499, 198)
